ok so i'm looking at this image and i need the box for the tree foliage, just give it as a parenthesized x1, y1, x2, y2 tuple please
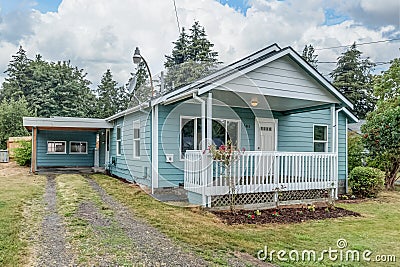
(0, 97, 32, 149)
(301, 44, 318, 69)
(330, 43, 376, 119)
(164, 21, 220, 90)
(348, 131, 365, 172)
(0, 47, 97, 118)
(95, 69, 129, 118)
(14, 140, 32, 166)
(362, 59, 400, 189)
(129, 61, 152, 105)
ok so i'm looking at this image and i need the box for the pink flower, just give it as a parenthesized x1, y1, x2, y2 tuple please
(242, 147, 246, 152)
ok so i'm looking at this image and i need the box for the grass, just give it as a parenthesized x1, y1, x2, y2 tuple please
(56, 174, 136, 266)
(0, 163, 46, 267)
(92, 174, 400, 266)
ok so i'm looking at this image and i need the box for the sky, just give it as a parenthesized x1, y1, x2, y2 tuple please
(0, 0, 399, 89)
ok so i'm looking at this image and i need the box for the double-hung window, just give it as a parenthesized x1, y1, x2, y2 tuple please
(133, 121, 140, 159)
(313, 125, 328, 152)
(116, 126, 122, 156)
(47, 141, 66, 154)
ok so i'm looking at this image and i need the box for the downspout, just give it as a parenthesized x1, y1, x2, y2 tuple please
(335, 107, 344, 198)
(192, 92, 207, 206)
(151, 104, 159, 194)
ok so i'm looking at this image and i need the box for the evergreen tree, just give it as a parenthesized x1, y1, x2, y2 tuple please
(95, 69, 129, 118)
(301, 44, 318, 69)
(1, 47, 97, 118)
(164, 21, 220, 90)
(187, 21, 218, 64)
(0, 97, 32, 149)
(129, 61, 152, 105)
(165, 27, 189, 68)
(0, 46, 32, 101)
(330, 43, 376, 119)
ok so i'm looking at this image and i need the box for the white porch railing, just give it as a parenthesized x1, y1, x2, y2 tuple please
(184, 150, 337, 201)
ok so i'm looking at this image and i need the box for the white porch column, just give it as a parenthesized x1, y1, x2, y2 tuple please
(151, 105, 159, 193)
(331, 104, 336, 153)
(207, 92, 212, 147)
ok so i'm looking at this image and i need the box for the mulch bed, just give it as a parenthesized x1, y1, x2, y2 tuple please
(212, 206, 361, 225)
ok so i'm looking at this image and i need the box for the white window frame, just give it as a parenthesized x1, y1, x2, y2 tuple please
(180, 116, 199, 160)
(116, 125, 122, 156)
(47, 141, 67, 154)
(313, 124, 328, 152)
(133, 120, 141, 159)
(69, 141, 88, 154)
(179, 116, 241, 160)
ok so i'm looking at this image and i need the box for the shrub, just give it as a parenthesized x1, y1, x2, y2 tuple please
(348, 132, 365, 172)
(14, 140, 31, 166)
(349, 166, 385, 198)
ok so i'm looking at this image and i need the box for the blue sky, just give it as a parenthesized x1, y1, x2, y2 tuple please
(0, 0, 62, 14)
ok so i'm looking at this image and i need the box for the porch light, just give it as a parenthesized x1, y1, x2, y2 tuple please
(250, 97, 259, 107)
(132, 47, 154, 96)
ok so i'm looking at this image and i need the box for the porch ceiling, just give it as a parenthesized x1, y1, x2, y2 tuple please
(210, 90, 331, 112)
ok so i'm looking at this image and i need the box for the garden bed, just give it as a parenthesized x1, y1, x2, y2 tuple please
(212, 206, 361, 225)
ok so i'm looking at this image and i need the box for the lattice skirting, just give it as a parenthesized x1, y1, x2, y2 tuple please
(211, 189, 328, 207)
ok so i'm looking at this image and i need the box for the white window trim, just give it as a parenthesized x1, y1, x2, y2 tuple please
(69, 141, 88, 154)
(180, 116, 199, 160)
(179, 116, 241, 160)
(313, 124, 328, 152)
(47, 141, 67, 154)
(116, 125, 122, 156)
(133, 120, 141, 159)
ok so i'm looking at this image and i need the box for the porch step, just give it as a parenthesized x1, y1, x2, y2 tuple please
(151, 186, 189, 203)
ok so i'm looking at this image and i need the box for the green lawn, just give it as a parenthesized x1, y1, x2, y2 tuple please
(92, 174, 400, 267)
(0, 163, 46, 267)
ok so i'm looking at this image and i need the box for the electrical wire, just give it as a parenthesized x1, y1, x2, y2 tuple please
(172, 0, 181, 34)
(314, 38, 400, 50)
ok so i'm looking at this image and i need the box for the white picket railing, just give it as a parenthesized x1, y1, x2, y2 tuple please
(184, 150, 337, 199)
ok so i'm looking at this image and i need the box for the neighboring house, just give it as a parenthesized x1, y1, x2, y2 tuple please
(23, 43, 358, 208)
(348, 119, 366, 134)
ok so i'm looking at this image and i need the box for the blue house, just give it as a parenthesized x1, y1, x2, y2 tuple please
(24, 44, 358, 208)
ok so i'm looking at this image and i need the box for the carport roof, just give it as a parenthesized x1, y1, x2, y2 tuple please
(23, 116, 113, 131)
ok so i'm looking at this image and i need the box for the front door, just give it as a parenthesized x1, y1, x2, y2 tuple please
(258, 120, 275, 151)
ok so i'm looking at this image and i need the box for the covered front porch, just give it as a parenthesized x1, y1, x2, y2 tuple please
(177, 88, 342, 208)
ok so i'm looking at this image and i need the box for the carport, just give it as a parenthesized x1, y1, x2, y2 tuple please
(23, 117, 113, 173)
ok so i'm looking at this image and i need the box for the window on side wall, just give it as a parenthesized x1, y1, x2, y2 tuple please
(116, 126, 122, 156)
(133, 120, 140, 159)
(180, 117, 202, 159)
(47, 141, 66, 154)
(69, 141, 88, 154)
(313, 125, 328, 152)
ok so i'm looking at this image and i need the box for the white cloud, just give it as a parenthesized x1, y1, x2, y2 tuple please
(0, 0, 399, 89)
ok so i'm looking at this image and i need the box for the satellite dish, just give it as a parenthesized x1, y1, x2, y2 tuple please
(127, 74, 137, 94)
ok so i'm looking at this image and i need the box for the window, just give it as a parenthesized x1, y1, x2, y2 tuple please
(47, 141, 66, 154)
(212, 119, 239, 148)
(116, 126, 122, 156)
(313, 125, 328, 152)
(181, 117, 202, 158)
(180, 117, 240, 158)
(69, 141, 88, 154)
(133, 121, 140, 158)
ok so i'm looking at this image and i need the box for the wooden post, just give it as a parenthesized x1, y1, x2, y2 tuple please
(31, 127, 37, 173)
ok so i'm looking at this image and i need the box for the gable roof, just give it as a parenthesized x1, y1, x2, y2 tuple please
(153, 44, 354, 109)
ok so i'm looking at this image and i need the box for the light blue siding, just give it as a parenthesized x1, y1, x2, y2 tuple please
(109, 109, 152, 186)
(37, 130, 96, 167)
(276, 108, 332, 152)
(99, 129, 106, 167)
(337, 111, 347, 180)
(157, 101, 255, 187)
